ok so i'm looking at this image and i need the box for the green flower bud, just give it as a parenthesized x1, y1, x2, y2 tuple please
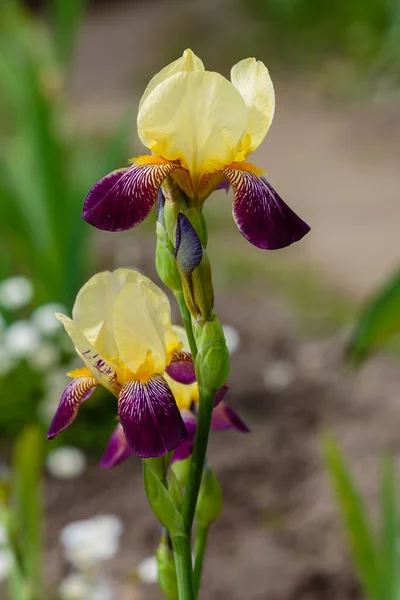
(157, 534, 178, 600)
(155, 192, 182, 292)
(175, 213, 214, 321)
(194, 313, 230, 391)
(185, 207, 208, 248)
(195, 467, 223, 527)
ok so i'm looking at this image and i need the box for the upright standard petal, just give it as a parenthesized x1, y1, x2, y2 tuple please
(166, 351, 196, 384)
(47, 376, 97, 439)
(222, 165, 310, 250)
(118, 375, 187, 458)
(56, 314, 119, 394)
(139, 48, 204, 111)
(231, 58, 275, 158)
(82, 159, 179, 232)
(211, 402, 250, 433)
(100, 423, 133, 468)
(138, 71, 248, 182)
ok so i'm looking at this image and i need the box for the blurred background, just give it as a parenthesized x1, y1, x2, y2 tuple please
(1, 0, 400, 598)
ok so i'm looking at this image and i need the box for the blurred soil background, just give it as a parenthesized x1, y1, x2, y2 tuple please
(2, 0, 400, 598)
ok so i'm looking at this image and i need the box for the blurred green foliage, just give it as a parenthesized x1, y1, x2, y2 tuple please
(324, 435, 400, 600)
(245, 0, 400, 79)
(347, 267, 400, 364)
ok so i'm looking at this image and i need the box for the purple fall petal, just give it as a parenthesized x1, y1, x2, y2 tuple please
(118, 375, 187, 458)
(211, 402, 250, 433)
(166, 352, 196, 384)
(100, 423, 133, 468)
(216, 179, 230, 192)
(222, 167, 310, 250)
(171, 411, 197, 463)
(47, 377, 97, 439)
(82, 161, 178, 232)
(214, 384, 229, 407)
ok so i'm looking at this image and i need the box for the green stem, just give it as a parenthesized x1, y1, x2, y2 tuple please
(181, 386, 215, 533)
(193, 525, 209, 597)
(175, 291, 198, 360)
(171, 536, 194, 600)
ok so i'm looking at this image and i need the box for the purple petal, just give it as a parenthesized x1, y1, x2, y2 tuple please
(175, 213, 203, 273)
(166, 352, 196, 384)
(222, 166, 310, 249)
(216, 179, 230, 192)
(100, 423, 133, 468)
(47, 376, 97, 439)
(171, 411, 197, 463)
(214, 384, 229, 407)
(82, 160, 178, 232)
(211, 402, 250, 433)
(118, 375, 187, 458)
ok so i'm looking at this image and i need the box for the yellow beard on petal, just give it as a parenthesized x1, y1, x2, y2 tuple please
(224, 161, 266, 176)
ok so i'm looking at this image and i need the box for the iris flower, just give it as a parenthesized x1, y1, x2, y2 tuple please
(83, 49, 310, 250)
(47, 269, 196, 458)
(100, 358, 249, 468)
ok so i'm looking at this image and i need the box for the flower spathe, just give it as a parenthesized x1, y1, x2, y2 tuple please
(83, 49, 310, 250)
(47, 269, 194, 458)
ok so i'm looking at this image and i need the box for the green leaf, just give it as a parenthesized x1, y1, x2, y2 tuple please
(169, 469, 184, 511)
(143, 462, 185, 538)
(323, 434, 381, 600)
(47, 0, 87, 66)
(12, 426, 44, 599)
(379, 457, 398, 600)
(347, 268, 400, 365)
(195, 468, 223, 527)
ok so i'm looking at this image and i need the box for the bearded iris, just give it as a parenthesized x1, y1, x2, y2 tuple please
(47, 269, 196, 458)
(83, 49, 310, 250)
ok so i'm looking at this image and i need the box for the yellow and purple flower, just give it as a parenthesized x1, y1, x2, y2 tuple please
(47, 269, 196, 458)
(100, 327, 249, 468)
(83, 49, 310, 250)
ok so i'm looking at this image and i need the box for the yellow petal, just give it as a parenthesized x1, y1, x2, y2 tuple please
(139, 49, 204, 112)
(137, 70, 248, 186)
(56, 313, 119, 396)
(112, 282, 168, 376)
(230, 58, 275, 157)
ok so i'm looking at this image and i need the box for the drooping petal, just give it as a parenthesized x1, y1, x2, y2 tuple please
(166, 351, 196, 384)
(139, 48, 204, 112)
(55, 313, 119, 395)
(118, 375, 187, 458)
(214, 384, 229, 407)
(138, 70, 248, 180)
(47, 376, 97, 439)
(222, 165, 310, 250)
(231, 58, 275, 158)
(100, 423, 133, 468)
(171, 410, 197, 463)
(82, 160, 179, 232)
(211, 402, 250, 433)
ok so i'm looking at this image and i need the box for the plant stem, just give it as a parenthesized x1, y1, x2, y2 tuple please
(175, 291, 198, 360)
(193, 525, 209, 597)
(171, 536, 194, 600)
(181, 386, 215, 533)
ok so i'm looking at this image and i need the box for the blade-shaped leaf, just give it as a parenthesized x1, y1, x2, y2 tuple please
(143, 462, 185, 538)
(380, 457, 398, 600)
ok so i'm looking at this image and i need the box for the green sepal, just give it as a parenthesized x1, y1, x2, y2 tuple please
(171, 456, 191, 489)
(156, 194, 182, 292)
(143, 461, 185, 538)
(157, 534, 179, 600)
(185, 207, 208, 248)
(194, 313, 230, 391)
(195, 467, 223, 527)
(143, 453, 172, 482)
(168, 469, 184, 511)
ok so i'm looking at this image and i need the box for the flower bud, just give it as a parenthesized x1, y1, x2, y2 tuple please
(157, 534, 178, 600)
(195, 467, 223, 527)
(175, 213, 214, 321)
(155, 192, 182, 292)
(193, 313, 230, 391)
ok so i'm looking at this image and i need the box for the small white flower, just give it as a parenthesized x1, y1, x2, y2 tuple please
(263, 360, 295, 392)
(28, 342, 60, 372)
(0, 346, 17, 376)
(46, 447, 87, 480)
(91, 580, 116, 600)
(222, 324, 240, 354)
(59, 573, 91, 600)
(0, 276, 34, 311)
(60, 515, 124, 570)
(31, 303, 67, 336)
(137, 555, 158, 584)
(0, 548, 13, 583)
(4, 321, 40, 359)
